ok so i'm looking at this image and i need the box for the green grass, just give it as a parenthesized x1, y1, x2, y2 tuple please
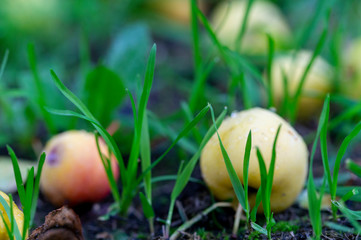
(165, 105, 227, 236)
(0, 146, 45, 240)
(252, 125, 281, 239)
(319, 94, 361, 218)
(47, 44, 216, 231)
(307, 94, 330, 240)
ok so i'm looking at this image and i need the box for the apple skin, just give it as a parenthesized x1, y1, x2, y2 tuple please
(200, 108, 308, 213)
(342, 38, 361, 100)
(211, 0, 291, 55)
(271, 50, 334, 120)
(40, 130, 119, 207)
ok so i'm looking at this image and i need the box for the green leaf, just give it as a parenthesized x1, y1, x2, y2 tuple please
(166, 106, 227, 234)
(49, 70, 127, 187)
(106, 23, 151, 89)
(209, 106, 247, 210)
(234, 0, 254, 52)
(332, 201, 361, 233)
(140, 111, 152, 201)
(332, 121, 361, 192)
(266, 34, 275, 108)
(138, 105, 213, 181)
(6, 146, 26, 207)
(256, 148, 270, 218)
(290, 27, 328, 122)
(307, 94, 330, 239)
(170, 106, 227, 200)
(266, 125, 281, 207)
(332, 186, 361, 202)
(27, 43, 57, 134)
(341, 188, 359, 202)
(251, 222, 267, 236)
(243, 130, 252, 218)
(23, 168, 34, 239)
(325, 221, 357, 234)
(139, 192, 155, 219)
(127, 44, 157, 182)
(83, 65, 125, 127)
(346, 159, 361, 179)
(251, 189, 262, 222)
(30, 152, 45, 226)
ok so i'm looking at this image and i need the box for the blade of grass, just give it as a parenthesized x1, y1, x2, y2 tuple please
(266, 125, 281, 205)
(250, 188, 262, 222)
(141, 111, 152, 203)
(307, 94, 330, 239)
(280, 69, 290, 117)
(255, 149, 270, 220)
(30, 152, 45, 226)
(0, 49, 9, 81)
(49, 71, 127, 186)
(148, 112, 198, 154)
(332, 200, 361, 233)
(22, 168, 34, 239)
(235, 0, 254, 52)
(296, 0, 328, 48)
(251, 222, 268, 236)
(189, 58, 217, 112)
(139, 192, 155, 219)
(330, 121, 361, 218)
(243, 130, 252, 221)
(290, 27, 328, 123)
(325, 221, 358, 234)
(209, 105, 247, 209)
(27, 43, 56, 134)
(0, 193, 22, 240)
(0, 49, 13, 123)
(165, 106, 227, 235)
(190, 0, 201, 72)
(6, 146, 26, 207)
(170, 202, 232, 240)
(266, 34, 275, 108)
(95, 133, 121, 205)
(138, 104, 213, 181)
(341, 188, 359, 202)
(127, 44, 157, 183)
(328, 100, 361, 131)
(319, 94, 332, 195)
(346, 159, 361, 178)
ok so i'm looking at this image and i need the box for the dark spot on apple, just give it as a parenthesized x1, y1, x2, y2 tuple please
(47, 147, 60, 166)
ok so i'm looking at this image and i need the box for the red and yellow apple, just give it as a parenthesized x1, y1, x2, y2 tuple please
(40, 130, 119, 207)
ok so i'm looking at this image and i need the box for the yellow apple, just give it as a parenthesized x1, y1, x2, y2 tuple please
(200, 108, 308, 212)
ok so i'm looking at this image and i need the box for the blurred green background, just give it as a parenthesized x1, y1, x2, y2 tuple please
(1, 0, 361, 160)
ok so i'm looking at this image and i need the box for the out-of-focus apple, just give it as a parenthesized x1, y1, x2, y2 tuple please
(271, 50, 333, 120)
(211, 0, 291, 55)
(342, 38, 361, 100)
(40, 130, 119, 207)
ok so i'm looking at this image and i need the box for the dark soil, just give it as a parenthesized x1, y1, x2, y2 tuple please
(29, 163, 360, 240)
